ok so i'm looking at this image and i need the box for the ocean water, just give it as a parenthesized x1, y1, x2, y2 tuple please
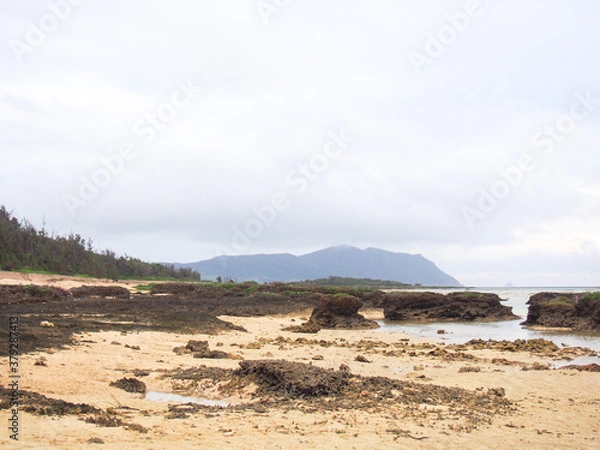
(377, 287, 600, 359)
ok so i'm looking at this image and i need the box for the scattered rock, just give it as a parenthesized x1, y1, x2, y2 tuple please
(413, 365, 425, 371)
(487, 387, 506, 397)
(34, 357, 48, 367)
(173, 346, 191, 355)
(283, 321, 321, 333)
(561, 363, 600, 372)
(488, 387, 505, 397)
(186, 340, 210, 353)
(312, 355, 324, 361)
(88, 437, 105, 444)
(109, 377, 146, 394)
(437, 329, 446, 334)
(40, 321, 54, 328)
(193, 350, 230, 359)
(176, 340, 230, 359)
(245, 342, 264, 349)
(125, 344, 140, 350)
(522, 362, 550, 371)
(458, 366, 481, 373)
(355, 355, 371, 363)
(450, 338, 596, 359)
(111, 341, 122, 346)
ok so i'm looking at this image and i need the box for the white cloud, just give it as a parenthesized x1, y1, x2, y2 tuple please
(1, 0, 600, 285)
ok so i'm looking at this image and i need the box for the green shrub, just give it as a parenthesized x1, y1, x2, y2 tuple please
(581, 291, 600, 302)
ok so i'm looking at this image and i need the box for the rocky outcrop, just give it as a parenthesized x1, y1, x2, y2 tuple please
(521, 292, 600, 331)
(70, 285, 131, 299)
(383, 292, 517, 322)
(286, 294, 379, 332)
(235, 360, 352, 397)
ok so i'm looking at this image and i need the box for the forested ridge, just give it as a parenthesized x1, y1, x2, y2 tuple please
(0, 206, 200, 280)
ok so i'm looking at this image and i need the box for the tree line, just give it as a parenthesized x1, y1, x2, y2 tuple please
(0, 206, 200, 281)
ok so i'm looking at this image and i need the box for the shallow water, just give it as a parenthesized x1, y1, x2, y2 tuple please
(377, 287, 600, 357)
(145, 391, 229, 407)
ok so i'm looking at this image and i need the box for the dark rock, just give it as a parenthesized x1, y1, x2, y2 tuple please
(109, 377, 146, 393)
(283, 322, 322, 333)
(186, 340, 210, 352)
(300, 295, 379, 330)
(34, 358, 48, 367)
(521, 292, 600, 331)
(184, 340, 230, 359)
(70, 286, 131, 299)
(355, 355, 371, 363)
(522, 362, 550, 371)
(383, 292, 517, 322)
(488, 387, 505, 397)
(193, 350, 230, 359)
(173, 346, 191, 355)
(235, 360, 352, 397)
(0, 387, 101, 416)
(561, 363, 600, 372)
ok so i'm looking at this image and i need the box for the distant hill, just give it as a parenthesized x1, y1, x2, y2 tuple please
(177, 246, 461, 286)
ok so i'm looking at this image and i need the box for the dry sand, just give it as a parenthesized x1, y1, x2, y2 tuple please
(0, 271, 144, 291)
(1, 274, 599, 449)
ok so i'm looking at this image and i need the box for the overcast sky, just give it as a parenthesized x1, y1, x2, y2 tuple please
(1, 0, 600, 286)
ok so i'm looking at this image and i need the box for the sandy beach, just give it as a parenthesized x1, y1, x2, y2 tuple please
(1, 275, 599, 449)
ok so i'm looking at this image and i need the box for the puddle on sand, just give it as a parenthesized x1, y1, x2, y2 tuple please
(145, 391, 229, 408)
